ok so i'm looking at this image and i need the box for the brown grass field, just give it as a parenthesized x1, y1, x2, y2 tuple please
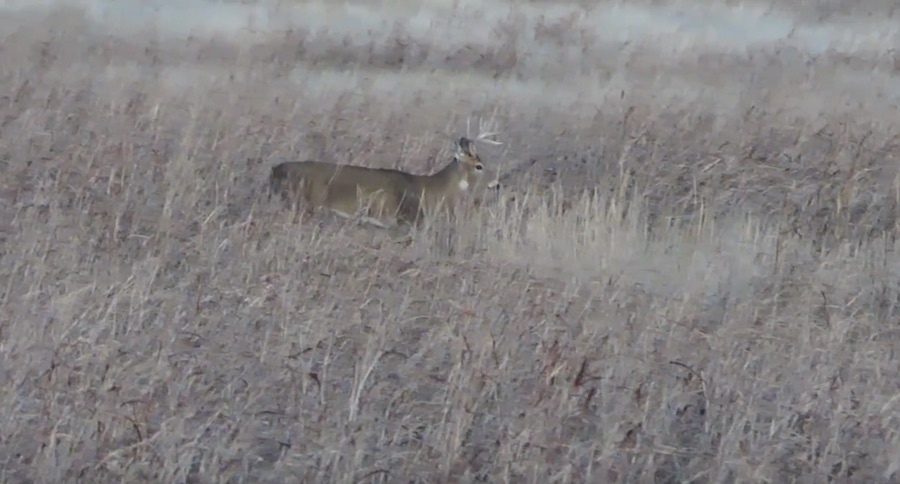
(1, 1, 900, 483)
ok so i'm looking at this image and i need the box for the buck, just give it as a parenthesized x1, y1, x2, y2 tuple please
(269, 132, 501, 229)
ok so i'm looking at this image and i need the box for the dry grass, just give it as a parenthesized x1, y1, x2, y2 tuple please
(2, 2, 900, 483)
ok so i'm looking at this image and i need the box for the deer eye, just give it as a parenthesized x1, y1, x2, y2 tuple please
(475, 163, 483, 171)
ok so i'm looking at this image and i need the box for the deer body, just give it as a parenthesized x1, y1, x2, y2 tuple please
(269, 137, 492, 228)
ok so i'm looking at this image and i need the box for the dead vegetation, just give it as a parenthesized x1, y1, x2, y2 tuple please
(1, 3, 899, 483)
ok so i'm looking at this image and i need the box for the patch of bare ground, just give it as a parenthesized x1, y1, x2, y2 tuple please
(1, 4, 900, 483)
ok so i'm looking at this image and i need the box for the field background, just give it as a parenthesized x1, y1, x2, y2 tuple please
(2, 0, 900, 482)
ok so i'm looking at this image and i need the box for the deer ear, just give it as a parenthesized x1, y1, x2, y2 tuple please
(457, 137, 472, 154)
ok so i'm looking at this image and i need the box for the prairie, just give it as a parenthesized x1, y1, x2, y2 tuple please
(1, 1, 899, 482)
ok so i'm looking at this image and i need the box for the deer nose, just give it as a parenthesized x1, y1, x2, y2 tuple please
(487, 180, 501, 190)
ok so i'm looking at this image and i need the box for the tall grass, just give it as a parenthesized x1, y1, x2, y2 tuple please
(1, 3, 899, 483)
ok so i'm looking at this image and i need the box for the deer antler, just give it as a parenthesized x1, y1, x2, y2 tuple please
(471, 116, 503, 146)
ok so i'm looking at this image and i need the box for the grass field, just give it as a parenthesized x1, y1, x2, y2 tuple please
(1, 1, 900, 482)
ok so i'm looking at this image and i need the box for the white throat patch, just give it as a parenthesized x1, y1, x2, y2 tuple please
(458, 179, 470, 191)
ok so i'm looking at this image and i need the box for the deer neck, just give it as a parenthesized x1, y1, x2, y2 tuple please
(423, 158, 464, 190)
